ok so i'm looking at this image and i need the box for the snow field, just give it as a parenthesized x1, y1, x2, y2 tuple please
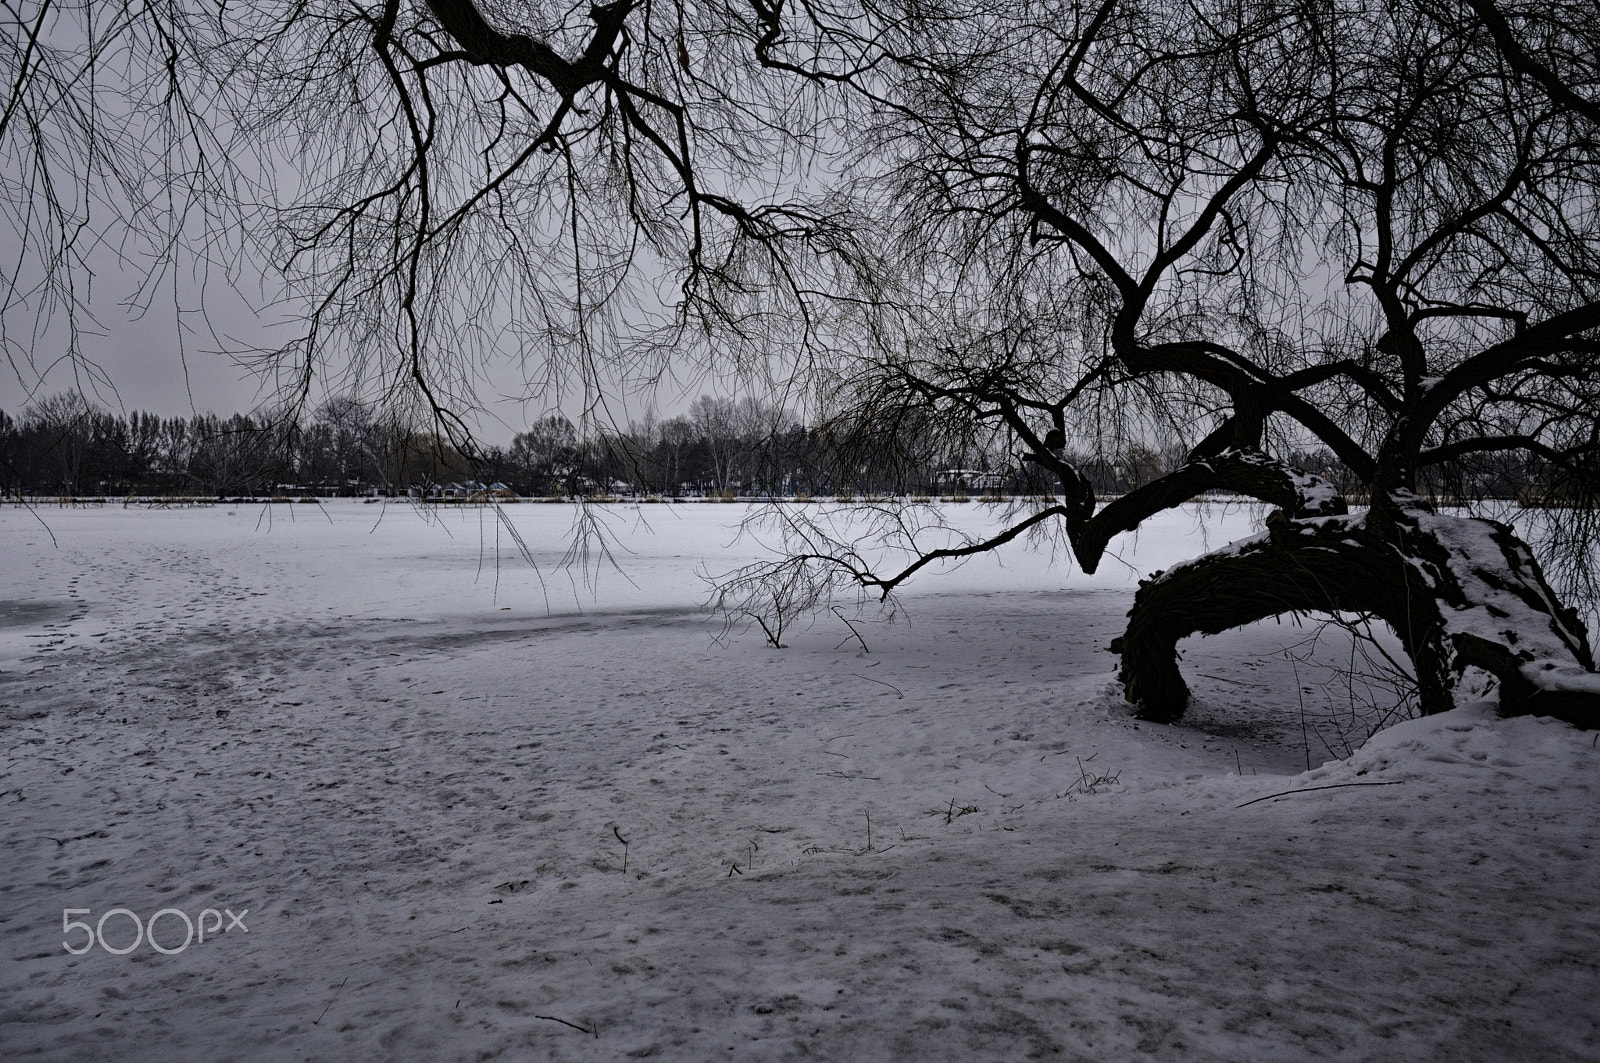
(1, 501, 1597, 1061)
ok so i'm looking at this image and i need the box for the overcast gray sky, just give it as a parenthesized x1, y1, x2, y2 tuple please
(0, 262, 702, 445)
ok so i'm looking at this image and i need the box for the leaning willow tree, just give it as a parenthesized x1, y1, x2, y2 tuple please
(721, 0, 1600, 728)
(5, 0, 1600, 726)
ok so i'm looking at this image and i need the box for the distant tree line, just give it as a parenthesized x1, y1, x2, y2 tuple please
(0, 390, 1554, 502)
(0, 392, 474, 497)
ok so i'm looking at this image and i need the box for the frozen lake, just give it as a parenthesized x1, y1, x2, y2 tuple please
(2, 500, 1597, 1061)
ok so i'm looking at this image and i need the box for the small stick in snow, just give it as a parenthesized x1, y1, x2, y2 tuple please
(312, 976, 348, 1025)
(850, 673, 903, 698)
(424, 926, 473, 939)
(1235, 780, 1406, 808)
(536, 1014, 596, 1036)
(612, 825, 629, 872)
(934, 798, 981, 824)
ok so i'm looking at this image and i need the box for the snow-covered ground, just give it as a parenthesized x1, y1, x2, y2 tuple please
(2, 500, 1597, 1061)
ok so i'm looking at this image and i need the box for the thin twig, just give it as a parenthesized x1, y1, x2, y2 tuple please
(312, 976, 348, 1025)
(832, 608, 870, 653)
(1235, 780, 1406, 808)
(850, 673, 903, 698)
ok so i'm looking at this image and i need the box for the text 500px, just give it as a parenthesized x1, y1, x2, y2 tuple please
(62, 908, 248, 955)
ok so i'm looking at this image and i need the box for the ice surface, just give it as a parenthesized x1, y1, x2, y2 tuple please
(1, 500, 1596, 1061)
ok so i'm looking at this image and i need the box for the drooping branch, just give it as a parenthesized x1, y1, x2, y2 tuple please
(850, 504, 1076, 598)
(1069, 448, 1348, 574)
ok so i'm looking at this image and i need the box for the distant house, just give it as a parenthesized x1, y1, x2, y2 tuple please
(935, 469, 1009, 492)
(402, 481, 524, 501)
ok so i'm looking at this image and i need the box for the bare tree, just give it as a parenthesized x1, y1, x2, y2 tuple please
(21, 390, 94, 493)
(509, 413, 579, 493)
(723, 0, 1600, 728)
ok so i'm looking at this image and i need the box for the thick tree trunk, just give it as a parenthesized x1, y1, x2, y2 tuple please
(1114, 500, 1600, 729)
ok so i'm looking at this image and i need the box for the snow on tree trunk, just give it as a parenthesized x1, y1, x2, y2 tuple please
(1114, 499, 1600, 729)
(1399, 505, 1600, 723)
